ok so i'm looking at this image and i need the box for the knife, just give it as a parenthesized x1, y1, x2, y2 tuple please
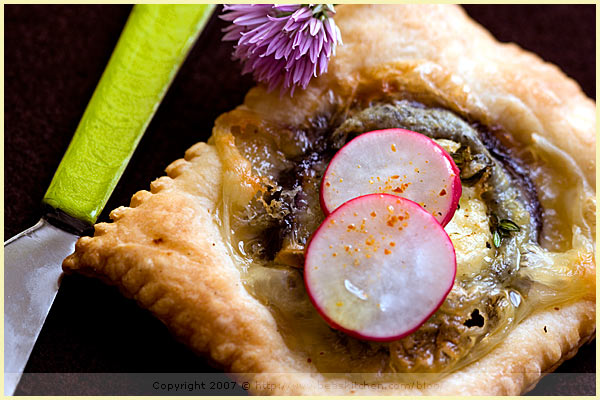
(4, 4, 215, 395)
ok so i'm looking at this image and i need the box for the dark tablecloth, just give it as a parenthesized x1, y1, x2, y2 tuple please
(5, 5, 595, 396)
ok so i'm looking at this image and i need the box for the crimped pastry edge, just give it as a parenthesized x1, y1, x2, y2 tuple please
(63, 4, 596, 395)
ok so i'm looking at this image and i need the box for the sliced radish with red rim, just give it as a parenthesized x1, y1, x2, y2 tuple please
(305, 194, 456, 341)
(320, 128, 461, 226)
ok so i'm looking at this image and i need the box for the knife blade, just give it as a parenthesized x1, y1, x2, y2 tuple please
(3, 4, 215, 395)
(4, 220, 77, 396)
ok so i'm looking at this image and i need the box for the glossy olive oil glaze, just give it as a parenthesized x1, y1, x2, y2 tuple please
(214, 100, 594, 379)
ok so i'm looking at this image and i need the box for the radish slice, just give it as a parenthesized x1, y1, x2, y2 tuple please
(320, 129, 461, 226)
(305, 194, 456, 341)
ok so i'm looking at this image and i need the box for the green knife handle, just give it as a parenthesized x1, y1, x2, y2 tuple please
(43, 4, 215, 226)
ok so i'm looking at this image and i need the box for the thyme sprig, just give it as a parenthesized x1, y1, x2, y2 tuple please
(490, 214, 520, 248)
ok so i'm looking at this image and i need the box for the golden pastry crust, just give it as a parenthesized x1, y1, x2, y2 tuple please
(63, 5, 595, 395)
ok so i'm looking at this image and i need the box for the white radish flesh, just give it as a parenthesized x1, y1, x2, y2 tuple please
(320, 129, 461, 226)
(305, 194, 456, 341)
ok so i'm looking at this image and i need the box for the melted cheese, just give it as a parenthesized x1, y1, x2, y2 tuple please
(445, 186, 494, 278)
(216, 105, 595, 377)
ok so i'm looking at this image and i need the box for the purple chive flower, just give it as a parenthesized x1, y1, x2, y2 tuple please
(220, 4, 343, 96)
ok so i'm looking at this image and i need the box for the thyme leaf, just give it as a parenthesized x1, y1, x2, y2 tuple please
(499, 219, 520, 232)
(492, 230, 502, 248)
(489, 215, 520, 248)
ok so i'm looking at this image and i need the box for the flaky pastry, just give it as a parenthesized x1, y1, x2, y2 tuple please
(64, 5, 595, 395)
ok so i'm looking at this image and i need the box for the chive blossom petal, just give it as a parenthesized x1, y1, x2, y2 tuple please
(220, 4, 343, 96)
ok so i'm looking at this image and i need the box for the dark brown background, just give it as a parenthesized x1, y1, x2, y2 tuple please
(5, 5, 595, 396)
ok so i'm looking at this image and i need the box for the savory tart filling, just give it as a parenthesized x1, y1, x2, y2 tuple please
(215, 99, 593, 376)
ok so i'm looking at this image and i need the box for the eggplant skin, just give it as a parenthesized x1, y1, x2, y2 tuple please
(64, 5, 596, 394)
(237, 101, 540, 266)
(231, 100, 545, 373)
